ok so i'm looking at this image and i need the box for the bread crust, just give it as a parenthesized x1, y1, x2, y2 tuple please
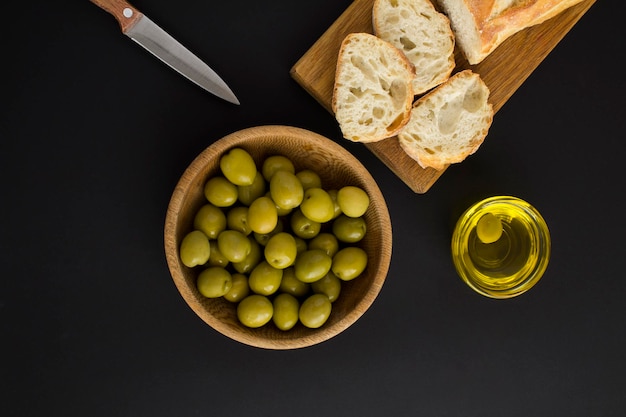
(436, 0, 585, 64)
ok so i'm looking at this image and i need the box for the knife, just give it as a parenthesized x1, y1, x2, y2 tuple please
(90, 0, 240, 105)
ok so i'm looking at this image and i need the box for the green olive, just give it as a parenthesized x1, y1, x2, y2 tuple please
(226, 206, 251, 236)
(300, 187, 335, 223)
(264, 232, 298, 269)
(196, 266, 232, 298)
(204, 176, 238, 207)
(237, 294, 273, 328)
(290, 209, 321, 239)
(262, 155, 295, 181)
(272, 293, 300, 331)
(294, 249, 332, 283)
(265, 191, 292, 216)
(207, 240, 229, 267)
(248, 196, 278, 235)
(332, 215, 367, 243)
(232, 237, 262, 274)
(248, 261, 283, 296)
(253, 220, 284, 246)
(337, 186, 370, 218)
(327, 189, 342, 219)
(193, 203, 227, 239)
(223, 273, 250, 303)
(294, 236, 307, 254)
(220, 147, 258, 186)
(179, 230, 211, 267)
(311, 271, 342, 302)
(299, 294, 332, 329)
(238, 172, 266, 206)
(332, 246, 368, 281)
(279, 267, 310, 297)
(270, 170, 304, 210)
(296, 169, 322, 190)
(476, 213, 503, 244)
(217, 230, 251, 263)
(308, 232, 339, 257)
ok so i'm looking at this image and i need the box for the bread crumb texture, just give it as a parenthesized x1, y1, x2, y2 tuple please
(373, 0, 455, 95)
(398, 70, 494, 170)
(332, 33, 415, 143)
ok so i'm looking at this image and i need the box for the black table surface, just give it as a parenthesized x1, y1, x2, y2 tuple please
(3, 1, 624, 416)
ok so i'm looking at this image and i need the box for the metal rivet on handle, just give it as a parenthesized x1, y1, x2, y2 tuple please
(123, 8, 133, 18)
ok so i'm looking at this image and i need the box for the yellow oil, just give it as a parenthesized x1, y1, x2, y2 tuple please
(451, 197, 550, 298)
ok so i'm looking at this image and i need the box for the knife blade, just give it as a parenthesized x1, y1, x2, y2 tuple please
(90, 0, 240, 105)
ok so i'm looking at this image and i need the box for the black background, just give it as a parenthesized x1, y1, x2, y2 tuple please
(3, 1, 624, 416)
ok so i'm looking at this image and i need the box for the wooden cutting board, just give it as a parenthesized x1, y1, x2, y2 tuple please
(290, 0, 596, 193)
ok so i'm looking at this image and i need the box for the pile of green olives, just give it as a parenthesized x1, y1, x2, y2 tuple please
(179, 147, 370, 330)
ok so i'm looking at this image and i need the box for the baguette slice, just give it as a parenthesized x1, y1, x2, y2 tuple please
(373, 0, 456, 95)
(332, 33, 415, 143)
(434, 0, 585, 65)
(398, 70, 493, 170)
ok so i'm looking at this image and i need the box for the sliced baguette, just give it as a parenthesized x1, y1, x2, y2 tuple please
(434, 0, 585, 64)
(332, 32, 415, 143)
(397, 70, 493, 170)
(373, 0, 456, 95)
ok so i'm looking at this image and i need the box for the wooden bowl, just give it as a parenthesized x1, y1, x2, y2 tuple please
(164, 125, 392, 349)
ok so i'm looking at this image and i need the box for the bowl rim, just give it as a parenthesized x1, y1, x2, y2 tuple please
(164, 125, 393, 349)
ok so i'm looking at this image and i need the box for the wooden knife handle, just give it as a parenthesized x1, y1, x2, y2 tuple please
(90, 0, 143, 33)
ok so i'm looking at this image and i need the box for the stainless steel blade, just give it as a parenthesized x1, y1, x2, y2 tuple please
(126, 15, 239, 105)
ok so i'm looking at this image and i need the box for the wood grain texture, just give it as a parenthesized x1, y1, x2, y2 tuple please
(164, 126, 392, 349)
(290, 0, 596, 193)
